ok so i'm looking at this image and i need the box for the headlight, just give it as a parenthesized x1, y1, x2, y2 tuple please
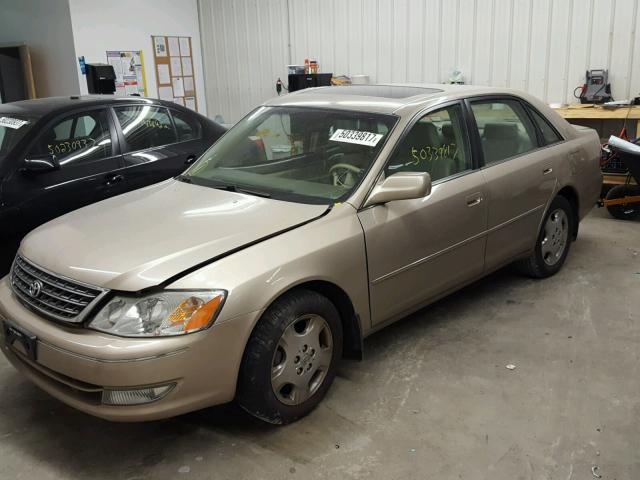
(89, 290, 226, 337)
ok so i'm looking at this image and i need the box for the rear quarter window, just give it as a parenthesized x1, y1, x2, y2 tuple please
(527, 106, 564, 145)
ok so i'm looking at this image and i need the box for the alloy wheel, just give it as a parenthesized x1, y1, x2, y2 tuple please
(271, 314, 333, 406)
(541, 208, 569, 266)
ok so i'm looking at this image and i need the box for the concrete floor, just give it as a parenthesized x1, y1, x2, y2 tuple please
(0, 208, 638, 480)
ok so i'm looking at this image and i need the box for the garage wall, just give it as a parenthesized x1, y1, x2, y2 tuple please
(0, 0, 80, 98)
(198, 0, 290, 123)
(199, 0, 640, 123)
(68, 0, 207, 114)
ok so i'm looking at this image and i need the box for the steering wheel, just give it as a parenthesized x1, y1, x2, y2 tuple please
(329, 163, 363, 188)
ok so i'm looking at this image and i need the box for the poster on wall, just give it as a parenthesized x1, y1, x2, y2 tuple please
(154, 37, 167, 57)
(106, 50, 148, 96)
(151, 35, 198, 112)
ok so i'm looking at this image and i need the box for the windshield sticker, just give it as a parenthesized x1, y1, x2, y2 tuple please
(0, 117, 29, 130)
(329, 129, 383, 147)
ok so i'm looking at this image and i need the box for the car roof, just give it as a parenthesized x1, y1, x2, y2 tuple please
(264, 83, 522, 115)
(0, 95, 175, 117)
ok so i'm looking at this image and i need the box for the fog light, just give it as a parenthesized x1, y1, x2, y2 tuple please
(101, 384, 175, 406)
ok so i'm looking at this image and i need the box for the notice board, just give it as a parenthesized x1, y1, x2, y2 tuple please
(151, 35, 198, 111)
(106, 50, 147, 96)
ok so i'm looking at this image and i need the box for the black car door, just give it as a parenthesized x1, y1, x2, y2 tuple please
(112, 104, 203, 191)
(2, 106, 125, 237)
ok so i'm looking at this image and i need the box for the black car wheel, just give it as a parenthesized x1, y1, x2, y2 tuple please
(237, 289, 343, 425)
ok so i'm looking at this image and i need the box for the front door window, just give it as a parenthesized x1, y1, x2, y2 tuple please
(386, 103, 472, 182)
(28, 110, 113, 166)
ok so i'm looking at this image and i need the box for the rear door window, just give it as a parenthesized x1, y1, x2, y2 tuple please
(470, 100, 538, 165)
(28, 109, 113, 166)
(114, 105, 177, 151)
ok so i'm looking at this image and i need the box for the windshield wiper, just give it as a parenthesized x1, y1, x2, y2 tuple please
(178, 175, 271, 198)
(215, 183, 271, 198)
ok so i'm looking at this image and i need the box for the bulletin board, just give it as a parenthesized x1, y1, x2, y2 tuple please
(151, 35, 198, 111)
(106, 50, 147, 96)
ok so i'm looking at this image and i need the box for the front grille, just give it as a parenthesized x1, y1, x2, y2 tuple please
(10, 255, 106, 323)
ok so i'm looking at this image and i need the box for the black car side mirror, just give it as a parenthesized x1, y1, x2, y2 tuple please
(22, 156, 60, 174)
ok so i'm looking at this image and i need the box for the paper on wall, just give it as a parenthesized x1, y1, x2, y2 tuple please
(169, 57, 182, 76)
(173, 97, 185, 106)
(124, 79, 138, 95)
(185, 97, 196, 111)
(108, 55, 125, 81)
(154, 36, 167, 57)
(158, 86, 174, 101)
(106, 51, 146, 96)
(168, 37, 180, 57)
(157, 64, 170, 85)
(183, 76, 195, 94)
(179, 37, 191, 57)
(172, 77, 185, 97)
(181, 57, 193, 76)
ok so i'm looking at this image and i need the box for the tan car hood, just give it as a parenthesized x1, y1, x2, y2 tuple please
(20, 180, 328, 291)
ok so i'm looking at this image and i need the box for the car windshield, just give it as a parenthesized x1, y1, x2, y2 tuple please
(0, 115, 35, 163)
(183, 106, 397, 204)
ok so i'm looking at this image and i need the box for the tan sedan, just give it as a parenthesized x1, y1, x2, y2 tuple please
(0, 85, 602, 424)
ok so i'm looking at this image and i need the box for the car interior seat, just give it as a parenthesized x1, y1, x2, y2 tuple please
(482, 123, 520, 162)
(441, 123, 455, 146)
(398, 122, 456, 180)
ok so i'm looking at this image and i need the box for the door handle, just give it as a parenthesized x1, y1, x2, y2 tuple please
(543, 167, 553, 175)
(466, 193, 483, 207)
(104, 174, 124, 186)
(185, 154, 197, 165)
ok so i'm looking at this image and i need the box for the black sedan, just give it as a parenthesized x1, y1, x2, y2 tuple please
(0, 96, 226, 273)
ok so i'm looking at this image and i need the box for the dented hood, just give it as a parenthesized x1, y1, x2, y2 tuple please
(20, 180, 327, 291)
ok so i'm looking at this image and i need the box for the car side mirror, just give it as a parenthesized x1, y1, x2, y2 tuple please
(22, 156, 60, 174)
(363, 172, 432, 208)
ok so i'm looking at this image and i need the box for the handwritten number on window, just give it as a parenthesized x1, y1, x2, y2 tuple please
(410, 143, 457, 166)
(47, 138, 92, 156)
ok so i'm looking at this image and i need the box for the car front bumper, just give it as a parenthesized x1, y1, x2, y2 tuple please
(0, 276, 259, 422)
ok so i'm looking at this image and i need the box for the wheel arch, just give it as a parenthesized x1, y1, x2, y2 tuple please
(556, 185, 580, 239)
(256, 280, 364, 361)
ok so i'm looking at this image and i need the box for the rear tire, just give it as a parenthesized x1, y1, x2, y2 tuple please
(237, 289, 343, 425)
(605, 185, 640, 220)
(516, 195, 574, 278)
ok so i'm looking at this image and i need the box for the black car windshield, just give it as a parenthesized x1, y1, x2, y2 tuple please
(0, 115, 35, 163)
(183, 106, 397, 204)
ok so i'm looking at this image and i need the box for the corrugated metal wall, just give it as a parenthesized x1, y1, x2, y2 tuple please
(199, 0, 640, 122)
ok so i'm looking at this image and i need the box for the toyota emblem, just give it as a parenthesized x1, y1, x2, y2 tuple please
(28, 280, 43, 298)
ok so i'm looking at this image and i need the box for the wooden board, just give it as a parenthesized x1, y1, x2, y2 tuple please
(554, 105, 640, 187)
(553, 105, 640, 140)
(553, 105, 640, 120)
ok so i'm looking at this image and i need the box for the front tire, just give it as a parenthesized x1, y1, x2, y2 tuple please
(237, 289, 343, 425)
(516, 195, 574, 278)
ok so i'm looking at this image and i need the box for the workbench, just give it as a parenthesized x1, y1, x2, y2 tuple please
(553, 104, 640, 186)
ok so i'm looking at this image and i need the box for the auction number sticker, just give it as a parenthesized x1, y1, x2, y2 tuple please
(0, 117, 29, 129)
(329, 129, 383, 147)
